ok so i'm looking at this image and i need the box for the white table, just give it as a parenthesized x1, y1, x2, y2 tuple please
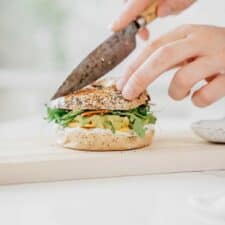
(0, 117, 225, 225)
(1, 171, 225, 225)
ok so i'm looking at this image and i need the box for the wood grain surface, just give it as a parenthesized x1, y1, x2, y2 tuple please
(0, 117, 224, 185)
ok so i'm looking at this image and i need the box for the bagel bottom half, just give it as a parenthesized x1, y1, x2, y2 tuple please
(57, 127, 154, 151)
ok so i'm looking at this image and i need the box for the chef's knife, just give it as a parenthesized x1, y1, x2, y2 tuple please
(52, 0, 158, 100)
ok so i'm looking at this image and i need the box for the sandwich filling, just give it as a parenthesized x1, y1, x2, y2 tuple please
(46, 105, 156, 138)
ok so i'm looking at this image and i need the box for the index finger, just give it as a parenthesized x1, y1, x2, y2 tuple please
(122, 38, 200, 100)
(111, 0, 151, 31)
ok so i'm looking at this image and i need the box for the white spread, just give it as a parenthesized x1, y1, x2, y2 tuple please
(52, 123, 154, 137)
(48, 97, 65, 109)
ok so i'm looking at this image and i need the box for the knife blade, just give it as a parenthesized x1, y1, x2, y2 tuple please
(52, 22, 138, 100)
(52, 0, 158, 100)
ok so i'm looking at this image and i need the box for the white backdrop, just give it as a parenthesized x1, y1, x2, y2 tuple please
(0, 0, 224, 121)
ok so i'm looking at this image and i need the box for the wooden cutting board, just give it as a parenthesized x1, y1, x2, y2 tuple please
(0, 117, 224, 185)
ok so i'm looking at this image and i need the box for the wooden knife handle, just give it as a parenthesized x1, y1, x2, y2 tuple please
(138, 0, 159, 26)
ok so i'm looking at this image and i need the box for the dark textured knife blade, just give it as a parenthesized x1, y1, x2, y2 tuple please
(51, 22, 139, 100)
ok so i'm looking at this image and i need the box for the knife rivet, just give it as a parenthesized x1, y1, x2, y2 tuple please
(101, 57, 105, 62)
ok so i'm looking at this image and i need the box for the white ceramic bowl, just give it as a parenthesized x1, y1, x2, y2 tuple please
(191, 119, 225, 143)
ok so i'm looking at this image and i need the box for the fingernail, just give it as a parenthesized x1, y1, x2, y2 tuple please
(116, 79, 124, 91)
(158, 5, 172, 17)
(122, 85, 135, 100)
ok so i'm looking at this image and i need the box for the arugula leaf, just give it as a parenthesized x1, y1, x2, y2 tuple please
(47, 107, 68, 123)
(46, 105, 156, 138)
(137, 105, 148, 115)
(111, 105, 156, 137)
(133, 117, 146, 138)
(46, 107, 83, 127)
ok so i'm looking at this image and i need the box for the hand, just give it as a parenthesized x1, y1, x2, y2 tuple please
(111, 0, 196, 40)
(117, 25, 225, 107)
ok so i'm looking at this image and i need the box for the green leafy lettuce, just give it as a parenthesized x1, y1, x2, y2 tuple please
(111, 105, 156, 137)
(46, 107, 84, 127)
(46, 105, 156, 138)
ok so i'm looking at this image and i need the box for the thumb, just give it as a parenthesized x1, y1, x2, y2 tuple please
(157, 0, 196, 17)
